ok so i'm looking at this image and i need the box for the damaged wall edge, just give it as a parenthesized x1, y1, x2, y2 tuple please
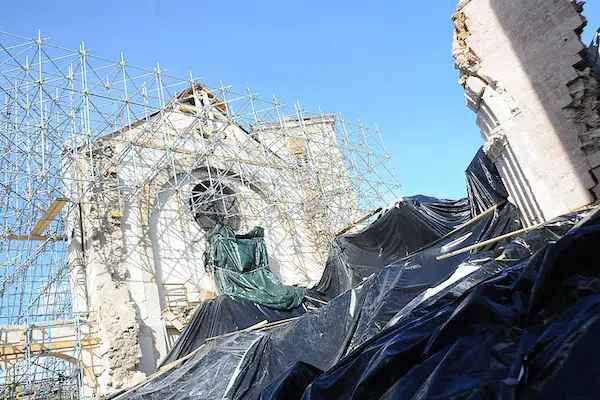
(82, 158, 147, 392)
(452, 0, 600, 225)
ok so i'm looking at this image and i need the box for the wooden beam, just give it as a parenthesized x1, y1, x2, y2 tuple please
(336, 207, 383, 236)
(438, 205, 599, 262)
(30, 198, 69, 236)
(109, 209, 123, 219)
(448, 203, 501, 234)
(0, 339, 100, 359)
(5, 233, 65, 241)
(436, 223, 542, 261)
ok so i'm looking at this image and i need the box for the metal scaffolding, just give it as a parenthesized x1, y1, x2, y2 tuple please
(0, 30, 399, 398)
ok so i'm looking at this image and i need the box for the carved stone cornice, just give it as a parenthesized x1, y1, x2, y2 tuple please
(483, 130, 508, 162)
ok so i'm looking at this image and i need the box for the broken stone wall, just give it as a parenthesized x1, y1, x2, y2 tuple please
(571, 1, 600, 179)
(72, 108, 345, 389)
(454, 0, 600, 222)
(68, 89, 378, 394)
(76, 143, 146, 394)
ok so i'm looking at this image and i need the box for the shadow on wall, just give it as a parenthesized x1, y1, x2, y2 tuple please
(463, 0, 600, 217)
(131, 301, 160, 375)
(267, 254, 282, 279)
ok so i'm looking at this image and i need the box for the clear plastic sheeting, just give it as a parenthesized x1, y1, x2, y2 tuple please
(312, 195, 472, 298)
(111, 333, 265, 400)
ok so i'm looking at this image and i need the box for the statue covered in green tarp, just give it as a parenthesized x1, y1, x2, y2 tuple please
(204, 224, 304, 310)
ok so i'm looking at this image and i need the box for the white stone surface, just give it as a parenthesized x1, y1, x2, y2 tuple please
(456, 0, 598, 222)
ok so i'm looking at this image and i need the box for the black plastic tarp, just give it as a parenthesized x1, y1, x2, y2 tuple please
(163, 195, 473, 367)
(119, 201, 526, 399)
(465, 147, 509, 216)
(310, 148, 509, 300)
(123, 332, 266, 400)
(283, 211, 596, 399)
(118, 142, 592, 400)
(162, 147, 506, 369)
(118, 203, 592, 400)
(159, 295, 319, 367)
(312, 195, 472, 298)
(224, 203, 521, 400)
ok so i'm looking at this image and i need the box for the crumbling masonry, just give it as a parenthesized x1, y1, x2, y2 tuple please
(453, 0, 600, 225)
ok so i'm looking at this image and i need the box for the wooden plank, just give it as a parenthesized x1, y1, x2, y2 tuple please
(163, 310, 185, 332)
(448, 202, 501, 234)
(6, 234, 65, 241)
(141, 182, 150, 226)
(30, 198, 69, 236)
(109, 209, 123, 219)
(305, 295, 328, 305)
(336, 207, 383, 236)
(436, 223, 542, 261)
(0, 339, 100, 358)
(438, 205, 599, 262)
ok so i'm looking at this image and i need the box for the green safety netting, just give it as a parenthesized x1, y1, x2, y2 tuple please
(204, 224, 304, 310)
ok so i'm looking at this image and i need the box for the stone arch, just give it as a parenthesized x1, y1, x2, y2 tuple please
(189, 180, 241, 231)
(146, 164, 280, 311)
(46, 352, 100, 395)
(463, 75, 545, 226)
(139, 153, 277, 226)
(134, 142, 329, 328)
(1, 351, 99, 397)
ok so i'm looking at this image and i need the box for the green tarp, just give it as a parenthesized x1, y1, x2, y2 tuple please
(204, 224, 304, 310)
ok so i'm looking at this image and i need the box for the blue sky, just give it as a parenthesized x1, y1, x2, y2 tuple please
(3, 1, 600, 200)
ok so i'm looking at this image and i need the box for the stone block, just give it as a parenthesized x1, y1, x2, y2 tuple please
(587, 149, 600, 169)
(464, 76, 488, 109)
(591, 166, 600, 186)
(543, 14, 585, 46)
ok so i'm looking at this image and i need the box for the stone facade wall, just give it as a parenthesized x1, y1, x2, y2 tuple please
(454, 0, 600, 223)
(68, 93, 357, 394)
(256, 115, 358, 253)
